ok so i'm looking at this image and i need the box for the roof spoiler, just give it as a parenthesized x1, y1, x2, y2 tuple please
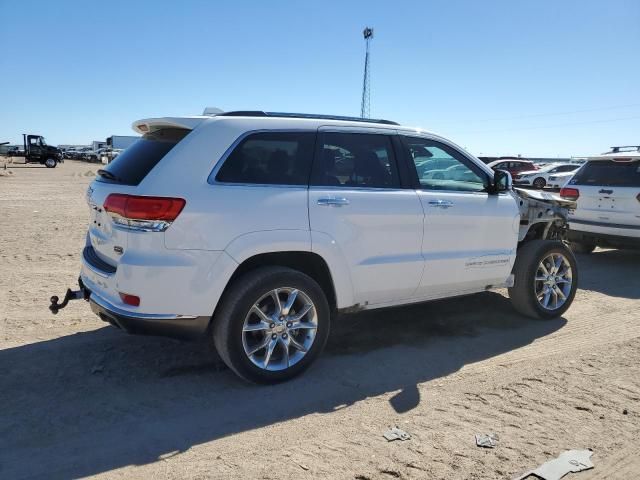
(131, 117, 208, 134)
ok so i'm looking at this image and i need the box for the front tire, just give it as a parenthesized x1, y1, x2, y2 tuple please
(44, 158, 57, 168)
(508, 240, 578, 319)
(213, 266, 331, 384)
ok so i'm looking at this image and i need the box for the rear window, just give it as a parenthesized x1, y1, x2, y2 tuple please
(570, 160, 640, 187)
(97, 128, 189, 185)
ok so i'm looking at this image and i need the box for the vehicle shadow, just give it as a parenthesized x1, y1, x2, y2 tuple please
(576, 248, 640, 299)
(0, 291, 565, 479)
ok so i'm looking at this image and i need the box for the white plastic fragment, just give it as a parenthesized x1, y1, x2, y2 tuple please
(383, 427, 410, 442)
(513, 449, 594, 480)
(475, 433, 498, 448)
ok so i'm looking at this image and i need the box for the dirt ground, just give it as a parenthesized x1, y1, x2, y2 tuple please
(1, 160, 639, 480)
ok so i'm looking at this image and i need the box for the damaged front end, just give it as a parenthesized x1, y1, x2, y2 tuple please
(514, 188, 575, 243)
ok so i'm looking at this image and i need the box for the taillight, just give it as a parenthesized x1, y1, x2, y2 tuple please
(119, 292, 140, 307)
(560, 187, 580, 201)
(104, 194, 185, 232)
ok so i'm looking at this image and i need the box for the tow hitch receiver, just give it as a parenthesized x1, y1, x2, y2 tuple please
(49, 280, 89, 314)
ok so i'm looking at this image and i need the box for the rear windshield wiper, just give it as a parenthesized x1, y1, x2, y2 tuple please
(97, 169, 120, 182)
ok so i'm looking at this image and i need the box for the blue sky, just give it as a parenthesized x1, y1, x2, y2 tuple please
(1, 0, 639, 156)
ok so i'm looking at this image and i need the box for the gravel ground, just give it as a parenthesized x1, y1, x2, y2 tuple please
(1, 160, 639, 479)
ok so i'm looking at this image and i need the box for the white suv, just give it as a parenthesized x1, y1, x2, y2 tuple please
(50, 111, 579, 383)
(562, 146, 640, 252)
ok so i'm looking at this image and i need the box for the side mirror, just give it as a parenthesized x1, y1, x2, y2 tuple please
(491, 169, 512, 194)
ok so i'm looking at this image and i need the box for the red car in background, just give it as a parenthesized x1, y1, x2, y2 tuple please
(487, 158, 538, 176)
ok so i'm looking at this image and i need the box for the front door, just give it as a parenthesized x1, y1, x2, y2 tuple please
(401, 136, 520, 298)
(308, 130, 425, 305)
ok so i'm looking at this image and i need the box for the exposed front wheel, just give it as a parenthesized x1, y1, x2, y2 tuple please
(508, 240, 578, 319)
(213, 267, 330, 384)
(44, 158, 57, 168)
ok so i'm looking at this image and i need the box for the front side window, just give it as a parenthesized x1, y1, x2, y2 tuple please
(403, 137, 487, 192)
(312, 132, 400, 188)
(215, 132, 315, 185)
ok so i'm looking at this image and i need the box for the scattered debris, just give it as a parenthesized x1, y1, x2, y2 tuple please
(383, 427, 410, 442)
(475, 433, 499, 448)
(623, 409, 629, 415)
(513, 449, 594, 480)
(298, 463, 310, 471)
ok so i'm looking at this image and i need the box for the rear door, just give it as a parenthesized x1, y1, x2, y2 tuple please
(401, 136, 520, 297)
(308, 129, 425, 305)
(568, 159, 640, 235)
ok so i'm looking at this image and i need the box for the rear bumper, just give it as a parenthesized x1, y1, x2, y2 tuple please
(89, 291, 211, 340)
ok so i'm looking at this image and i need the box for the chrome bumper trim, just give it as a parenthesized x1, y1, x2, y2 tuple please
(90, 291, 198, 321)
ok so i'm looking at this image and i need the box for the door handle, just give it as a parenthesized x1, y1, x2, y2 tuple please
(317, 197, 350, 207)
(428, 199, 454, 209)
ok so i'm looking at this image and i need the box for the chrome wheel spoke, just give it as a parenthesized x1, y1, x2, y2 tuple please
(280, 337, 290, 368)
(243, 321, 271, 332)
(535, 276, 547, 282)
(262, 338, 278, 368)
(270, 289, 283, 315)
(247, 335, 271, 356)
(542, 289, 551, 308)
(290, 321, 317, 331)
(290, 303, 313, 322)
(553, 255, 563, 274)
(250, 305, 271, 323)
(554, 286, 566, 300)
(539, 263, 550, 276)
(281, 289, 298, 316)
(289, 335, 308, 353)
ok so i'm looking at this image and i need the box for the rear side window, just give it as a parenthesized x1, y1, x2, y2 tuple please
(570, 160, 640, 187)
(311, 132, 400, 188)
(215, 132, 315, 185)
(97, 128, 189, 186)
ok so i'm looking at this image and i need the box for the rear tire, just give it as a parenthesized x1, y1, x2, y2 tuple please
(533, 177, 546, 189)
(213, 266, 330, 384)
(508, 240, 578, 319)
(568, 241, 596, 254)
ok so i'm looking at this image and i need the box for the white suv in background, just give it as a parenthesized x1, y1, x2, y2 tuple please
(50, 111, 578, 383)
(562, 146, 640, 252)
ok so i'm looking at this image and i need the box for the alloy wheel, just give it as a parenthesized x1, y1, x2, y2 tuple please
(534, 253, 573, 310)
(242, 287, 318, 371)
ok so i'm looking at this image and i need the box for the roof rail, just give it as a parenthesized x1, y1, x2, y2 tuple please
(610, 145, 640, 153)
(217, 111, 399, 126)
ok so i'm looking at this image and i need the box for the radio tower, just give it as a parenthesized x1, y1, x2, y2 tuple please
(360, 27, 373, 118)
